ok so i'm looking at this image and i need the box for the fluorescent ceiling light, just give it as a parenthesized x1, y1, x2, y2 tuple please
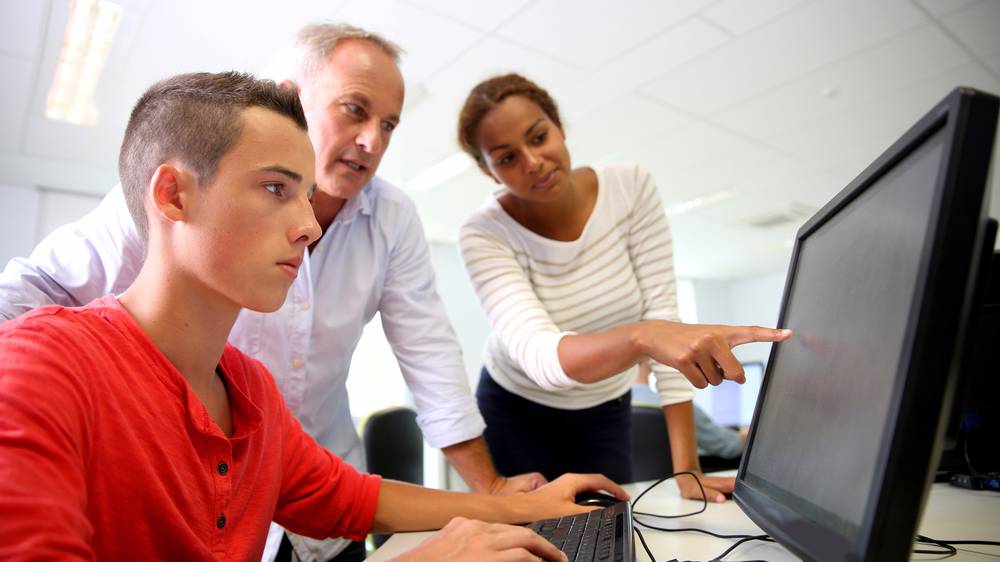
(45, 0, 123, 126)
(406, 152, 473, 192)
(664, 189, 736, 216)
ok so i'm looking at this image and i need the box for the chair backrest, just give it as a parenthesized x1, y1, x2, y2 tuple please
(629, 405, 742, 483)
(362, 406, 424, 549)
(629, 405, 673, 483)
(362, 406, 424, 485)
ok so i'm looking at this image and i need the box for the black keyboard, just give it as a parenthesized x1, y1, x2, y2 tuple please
(527, 501, 634, 562)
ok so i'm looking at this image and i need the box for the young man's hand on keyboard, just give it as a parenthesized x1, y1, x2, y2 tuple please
(517, 473, 630, 520)
(369, 472, 627, 559)
(395, 517, 570, 562)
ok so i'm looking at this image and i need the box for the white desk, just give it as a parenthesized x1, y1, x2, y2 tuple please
(369, 478, 1000, 561)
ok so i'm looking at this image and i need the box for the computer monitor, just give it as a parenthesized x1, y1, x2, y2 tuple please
(733, 87, 998, 562)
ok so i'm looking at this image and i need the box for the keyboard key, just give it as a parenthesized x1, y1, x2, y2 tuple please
(527, 502, 634, 562)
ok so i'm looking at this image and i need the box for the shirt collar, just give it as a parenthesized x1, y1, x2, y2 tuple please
(97, 296, 264, 440)
(334, 180, 374, 225)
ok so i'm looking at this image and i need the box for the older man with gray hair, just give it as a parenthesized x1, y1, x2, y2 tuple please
(0, 23, 544, 562)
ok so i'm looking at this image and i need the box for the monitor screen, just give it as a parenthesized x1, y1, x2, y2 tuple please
(743, 128, 945, 539)
(734, 87, 998, 561)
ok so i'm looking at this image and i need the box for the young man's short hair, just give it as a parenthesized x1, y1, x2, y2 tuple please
(117, 71, 307, 241)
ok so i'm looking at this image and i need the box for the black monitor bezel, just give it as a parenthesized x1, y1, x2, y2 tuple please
(734, 87, 998, 562)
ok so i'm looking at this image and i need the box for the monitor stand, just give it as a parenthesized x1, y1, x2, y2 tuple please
(937, 219, 1000, 486)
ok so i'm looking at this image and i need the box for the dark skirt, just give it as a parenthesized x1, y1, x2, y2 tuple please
(476, 368, 633, 484)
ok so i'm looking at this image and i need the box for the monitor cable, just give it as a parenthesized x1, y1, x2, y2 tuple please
(916, 535, 1000, 556)
(627, 472, 999, 561)
(629, 471, 774, 562)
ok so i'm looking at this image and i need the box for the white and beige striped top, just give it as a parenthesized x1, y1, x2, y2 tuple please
(459, 163, 694, 410)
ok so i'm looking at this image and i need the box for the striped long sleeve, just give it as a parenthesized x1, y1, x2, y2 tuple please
(459, 228, 578, 391)
(459, 163, 693, 410)
(621, 166, 694, 406)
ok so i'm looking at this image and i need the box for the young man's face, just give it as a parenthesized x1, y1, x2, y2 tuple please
(179, 106, 320, 312)
(298, 39, 405, 200)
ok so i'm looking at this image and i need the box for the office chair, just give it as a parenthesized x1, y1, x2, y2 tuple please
(362, 406, 423, 548)
(629, 405, 741, 483)
(629, 404, 674, 482)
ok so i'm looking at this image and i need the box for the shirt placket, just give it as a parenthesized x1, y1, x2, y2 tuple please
(283, 257, 313, 413)
(209, 434, 235, 557)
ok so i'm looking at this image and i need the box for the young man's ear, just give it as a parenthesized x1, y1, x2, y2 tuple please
(278, 79, 300, 96)
(147, 164, 189, 225)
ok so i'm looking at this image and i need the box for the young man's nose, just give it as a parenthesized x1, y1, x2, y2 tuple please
(291, 196, 322, 245)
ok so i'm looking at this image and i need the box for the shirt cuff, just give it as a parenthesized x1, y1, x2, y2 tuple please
(344, 474, 382, 541)
(416, 401, 487, 450)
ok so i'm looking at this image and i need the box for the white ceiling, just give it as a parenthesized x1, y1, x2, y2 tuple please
(1, 0, 999, 279)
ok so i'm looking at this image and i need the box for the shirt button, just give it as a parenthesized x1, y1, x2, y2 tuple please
(299, 301, 310, 311)
(217, 461, 229, 475)
(217, 515, 226, 529)
(291, 357, 303, 368)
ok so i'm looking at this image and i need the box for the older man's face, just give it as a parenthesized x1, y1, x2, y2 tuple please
(298, 38, 404, 200)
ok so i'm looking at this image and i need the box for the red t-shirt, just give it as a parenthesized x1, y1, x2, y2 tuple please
(0, 296, 381, 561)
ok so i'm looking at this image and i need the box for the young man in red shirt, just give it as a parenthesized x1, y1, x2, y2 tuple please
(0, 72, 624, 562)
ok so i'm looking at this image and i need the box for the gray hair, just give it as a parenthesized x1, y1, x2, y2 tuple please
(291, 23, 404, 85)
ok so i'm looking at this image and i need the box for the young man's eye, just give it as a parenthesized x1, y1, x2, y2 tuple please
(496, 154, 513, 166)
(263, 182, 286, 197)
(381, 120, 397, 133)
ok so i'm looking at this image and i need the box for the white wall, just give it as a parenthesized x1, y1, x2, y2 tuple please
(0, 184, 102, 268)
(344, 314, 410, 414)
(689, 270, 788, 423)
(36, 189, 105, 241)
(0, 185, 40, 267)
(727, 269, 789, 365)
(690, 279, 732, 325)
(692, 270, 788, 365)
(428, 242, 491, 388)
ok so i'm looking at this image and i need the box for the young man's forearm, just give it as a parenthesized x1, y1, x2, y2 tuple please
(371, 480, 524, 532)
(372, 473, 628, 534)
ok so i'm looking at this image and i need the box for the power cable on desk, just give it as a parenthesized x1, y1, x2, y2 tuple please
(916, 534, 1000, 554)
(628, 473, 999, 561)
(628, 471, 773, 562)
(914, 535, 958, 556)
(708, 534, 773, 561)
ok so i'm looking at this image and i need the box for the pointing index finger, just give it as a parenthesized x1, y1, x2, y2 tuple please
(725, 326, 792, 347)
